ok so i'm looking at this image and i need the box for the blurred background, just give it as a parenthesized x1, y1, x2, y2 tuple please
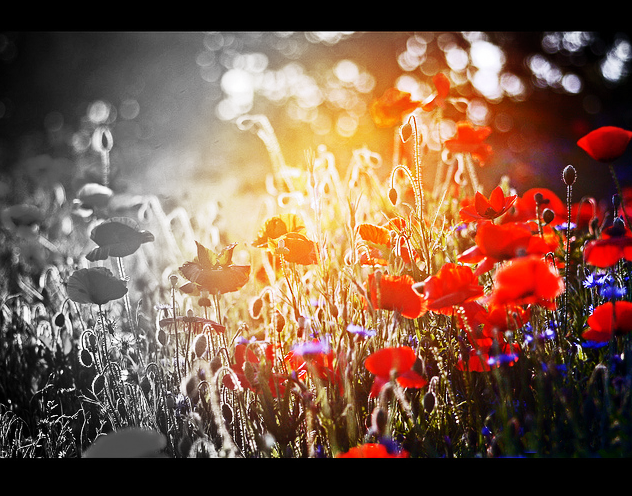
(1, 31, 632, 241)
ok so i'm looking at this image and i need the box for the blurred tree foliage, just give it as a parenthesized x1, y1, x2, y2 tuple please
(0, 31, 631, 204)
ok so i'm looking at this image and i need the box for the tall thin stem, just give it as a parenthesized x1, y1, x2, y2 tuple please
(563, 165, 576, 338)
(171, 285, 182, 387)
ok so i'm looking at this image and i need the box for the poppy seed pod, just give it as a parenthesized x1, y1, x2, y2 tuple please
(563, 164, 576, 186)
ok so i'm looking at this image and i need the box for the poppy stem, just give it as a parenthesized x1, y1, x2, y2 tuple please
(116, 256, 143, 368)
(98, 304, 121, 426)
(171, 285, 182, 387)
(463, 153, 481, 194)
(563, 165, 576, 338)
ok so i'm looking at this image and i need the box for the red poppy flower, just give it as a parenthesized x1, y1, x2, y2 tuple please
(370, 87, 421, 128)
(487, 255, 564, 309)
(457, 344, 519, 372)
(355, 220, 419, 266)
(86, 217, 155, 261)
(253, 213, 317, 265)
(459, 186, 517, 224)
(503, 187, 566, 225)
(285, 340, 343, 389)
(445, 121, 493, 165)
(458, 221, 553, 275)
(277, 232, 318, 265)
(577, 126, 632, 163)
(456, 301, 523, 372)
(582, 301, 632, 342)
(223, 342, 286, 397)
(584, 218, 632, 268)
(416, 263, 484, 314)
(337, 442, 409, 458)
(421, 72, 450, 111)
(364, 346, 427, 398)
(364, 272, 427, 319)
(67, 267, 128, 306)
(252, 213, 306, 248)
(179, 241, 250, 295)
(355, 223, 391, 266)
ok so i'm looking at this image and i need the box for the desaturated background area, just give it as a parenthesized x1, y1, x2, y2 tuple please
(1, 31, 632, 243)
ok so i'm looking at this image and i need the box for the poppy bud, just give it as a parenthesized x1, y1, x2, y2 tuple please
(562, 164, 576, 186)
(329, 302, 339, 319)
(273, 310, 285, 333)
(198, 296, 211, 307)
(85, 332, 98, 352)
(250, 297, 264, 320)
(542, 208, 555, 225)
(169, 274, 179, 288)
(54, 312, 66, 327)
(371, 406, 388, 436)
(388, 187, 398, 206)
(423, 391, 436, 413)
(193, 334, 208, 358)
(400, 121, 413, 143)
(80, 348, 93, 368)
(210, 354, 222, 374)
(222, 403, 233, 425)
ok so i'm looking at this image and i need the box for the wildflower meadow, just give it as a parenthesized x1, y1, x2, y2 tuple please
(2, 31, 632, 458)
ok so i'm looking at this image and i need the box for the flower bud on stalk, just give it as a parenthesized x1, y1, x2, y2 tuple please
(388, 187, 398, 206)
(193, 334, 208, 358)
(563, 164, 576, 186)
(371, 406, 388, 436)
(542, 208, 556, 225)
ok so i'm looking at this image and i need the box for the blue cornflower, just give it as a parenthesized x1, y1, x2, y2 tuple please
(599, 283, 627, 299)
(487, 353, 518, 367)
(291, 338, 330, 356)
(583, 271, 608, 289)
(346, 323, 376, 340)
